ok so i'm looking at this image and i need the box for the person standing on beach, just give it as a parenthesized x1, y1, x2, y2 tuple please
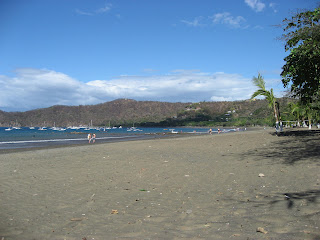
(92, 133, 96, 143)
(88, 133, 91, 143)
(209, 128, 212, 135)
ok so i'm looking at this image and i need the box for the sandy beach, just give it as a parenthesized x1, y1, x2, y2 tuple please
(0, 128, 320, 240)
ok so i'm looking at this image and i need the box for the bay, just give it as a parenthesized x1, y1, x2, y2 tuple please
(0, 127, 231, 150)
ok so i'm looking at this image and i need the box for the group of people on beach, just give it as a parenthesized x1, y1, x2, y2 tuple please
(87, 133, 96, 143)
(208, 128, 221, 135)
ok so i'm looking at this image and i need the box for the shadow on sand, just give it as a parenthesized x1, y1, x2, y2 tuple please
(269, 189, 320, 209)
(243, 129, 320, 165)
(238, 129, 320, 223)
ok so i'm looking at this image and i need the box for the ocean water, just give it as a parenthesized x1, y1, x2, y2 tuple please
(0, 127, 238, 150)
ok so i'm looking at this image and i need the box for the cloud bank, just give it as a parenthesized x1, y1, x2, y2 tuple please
(0, 68, 257, 112)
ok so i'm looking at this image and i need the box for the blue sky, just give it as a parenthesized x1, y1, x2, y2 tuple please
(0, 0, 317, 112)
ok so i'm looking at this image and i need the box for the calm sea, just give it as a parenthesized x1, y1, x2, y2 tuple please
(0, 126, 235, 150)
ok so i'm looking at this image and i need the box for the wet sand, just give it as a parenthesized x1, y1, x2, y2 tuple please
(0, 128, 320, 240)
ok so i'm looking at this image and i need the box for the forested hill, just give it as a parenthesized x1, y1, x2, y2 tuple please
(0, 99, 187, 127)
(0, 98, 293, 127)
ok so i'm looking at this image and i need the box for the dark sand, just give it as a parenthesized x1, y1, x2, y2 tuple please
(0, 128, 320, 240)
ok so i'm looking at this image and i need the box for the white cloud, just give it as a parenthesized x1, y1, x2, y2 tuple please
(0, 68, 258, 112)
(96, 3, 112, 13)
(181, 13, 249, 29)
(181, 17, 204, 27)
(244, 0, 266, 12)
(211, 12, 246, 28)
(75, 3, 112, 16)
(75, 9, 93, 16)
(0, 68, 96, 111)
(210, 96, 233, 102)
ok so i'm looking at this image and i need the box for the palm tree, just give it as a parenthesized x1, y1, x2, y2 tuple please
(289, 101, 317, 129)
(289, 102, 302, 127)
(303, 103, 313, 129)
(251, 73, 280, 130)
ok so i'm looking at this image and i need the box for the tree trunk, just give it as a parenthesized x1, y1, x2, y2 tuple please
(273, 102, 280, 131)
(308, 116, 312, 129)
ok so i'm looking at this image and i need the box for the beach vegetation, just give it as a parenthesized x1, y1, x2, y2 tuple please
(279, 7, 320, 128)
(280, 7, 320, 105)
(288, 102, 304, 127)
(250, 73, 280, 129)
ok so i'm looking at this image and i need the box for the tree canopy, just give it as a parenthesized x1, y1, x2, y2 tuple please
(281, 7, 320, 104)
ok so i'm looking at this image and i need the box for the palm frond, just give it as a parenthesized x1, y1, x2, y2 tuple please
(251, 89, 268, 99)
(251, 74, 276, 109)
(252, 73, 266, 91)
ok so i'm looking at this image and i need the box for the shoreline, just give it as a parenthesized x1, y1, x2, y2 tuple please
(1, 128, 319, 239)
(0, 133, 178, 155)
(0, 127, 269, 154)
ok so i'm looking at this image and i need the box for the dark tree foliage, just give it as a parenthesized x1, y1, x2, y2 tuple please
(281, 8, 320, 104)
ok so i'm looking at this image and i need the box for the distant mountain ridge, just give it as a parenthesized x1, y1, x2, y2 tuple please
(0, 99, 188, 127)
(0, 98, 291, 127)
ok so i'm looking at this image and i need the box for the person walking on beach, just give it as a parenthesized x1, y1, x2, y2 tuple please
(92, 133, 96, 143)
(209, 128, 212, 135)
(88, 133, 91, 143)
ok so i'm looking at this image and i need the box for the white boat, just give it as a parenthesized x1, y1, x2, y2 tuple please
(52, 125, 66, 131)
(127, 127, 143, 132)
(105, 121, 112, 130)
(127, 127, 135, 131)
(51, 122, 59, 130)
(170, 129, 178, 134)
(5, 127, 13, 131)
(68, 126, 79, 130)
(39, 127, 47, 131)
(127, 123, 142, 131)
